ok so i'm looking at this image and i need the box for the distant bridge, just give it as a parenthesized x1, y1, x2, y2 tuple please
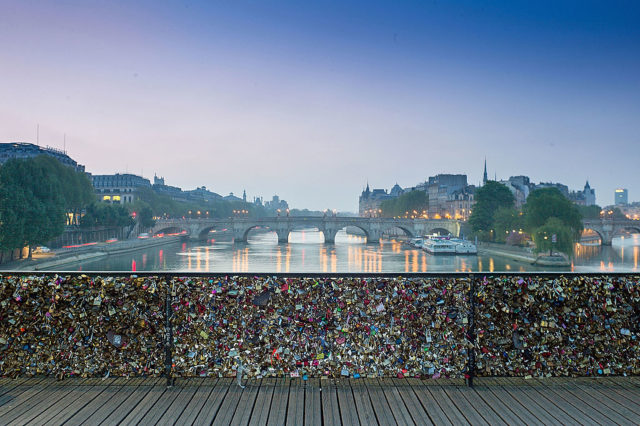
(151, 217, 461, 243)
(582, 218, 640, 245)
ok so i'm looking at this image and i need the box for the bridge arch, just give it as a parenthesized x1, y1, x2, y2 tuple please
(153, 226, 188, 237)
(581, 228, 604, 245)
(381, 225, 414, 238)
(427, 227, 453, 236)
(241, 225, 278, 242)
(612, 226, 640, 239)
(197, 225, 232, 240)
(333, 225, 370, 243)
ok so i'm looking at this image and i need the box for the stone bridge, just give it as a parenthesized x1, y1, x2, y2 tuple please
(152, 217, 461, 243)
(582, 218, 640, 245)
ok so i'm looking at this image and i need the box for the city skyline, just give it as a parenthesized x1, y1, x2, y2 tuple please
(1, 1, 639, 211)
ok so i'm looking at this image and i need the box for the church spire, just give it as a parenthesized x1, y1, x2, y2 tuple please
(483, 158, 488, 185)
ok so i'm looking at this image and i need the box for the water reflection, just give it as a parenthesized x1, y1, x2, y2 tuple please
(71, 230, 640, 273)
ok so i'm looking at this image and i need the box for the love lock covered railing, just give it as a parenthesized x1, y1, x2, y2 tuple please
(0, 272, 638, 387)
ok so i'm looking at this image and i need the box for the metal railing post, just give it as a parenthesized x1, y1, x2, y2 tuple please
(165, 279, 173, 388)
(467, 273, 476, 387)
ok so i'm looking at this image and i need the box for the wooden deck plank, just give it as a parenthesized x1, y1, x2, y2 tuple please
(99, 377, 164, 425)
(390, 378, 431, 426)
(532, 378, 613, 425)
(155, 378, 202, 426)
(458, 387, 510, 426)
(285, 379, 304, 426)
(23, 380, 106, 425)
(118, 380, 167, 426)
(70, 379, 145, 426)
(441, 385, 490, 426)
(304, 378, 322, 426)
(173, 378, 217, 425)
(336, 379, 361, 426)
(230, 378, 261, 426)
(351, 379, 378, 426)
(211, 378, 246, 426)
(134, 382, 184, 425)
(193, 377, 232, 426)
(0, 380, 84, 425)
(364, 378, 397, 426)
(547, 377, 638, 425)
(512, 378, 587, 426)
(0, 377, 52, 414)
(426, 385, 470, 425)
(477, 378, 542, 426)
(0, 377, 33, 398)
(40, 378, 120, 425)
(60, 378, 130, 426)
(406, 379, 452, 426)
(321, 378, 342, 426)
(266, 378, 289, 426)
(249, 378, 276, 426)
(379, 378, 415, 426)
(492, 378, 569, 426)
(596, 378, 640, 412)
(573, 381, 640, 424)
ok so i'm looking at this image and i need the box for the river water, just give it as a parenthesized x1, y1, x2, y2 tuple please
(70, 229, 640, 273)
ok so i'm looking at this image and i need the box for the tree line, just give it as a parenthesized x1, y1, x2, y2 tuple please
(0, 156, 94, 254)
(468, 181, 590, 255)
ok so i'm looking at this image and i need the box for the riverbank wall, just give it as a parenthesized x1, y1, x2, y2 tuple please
(477, 242, 536, 264)
(0, 236, 183, 271)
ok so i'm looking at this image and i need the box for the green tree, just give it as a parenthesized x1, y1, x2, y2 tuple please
(576, 204, 602, 220)
(523, 188, 583, 238)
(137, 206, 156, 228)
(468, 181, 515, 238)
(532, 217, 575, 255)
(492, 207, 525, 243)
(380, 190, 428, 218)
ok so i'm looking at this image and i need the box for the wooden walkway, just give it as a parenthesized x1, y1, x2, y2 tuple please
(0, 376, 639, 425)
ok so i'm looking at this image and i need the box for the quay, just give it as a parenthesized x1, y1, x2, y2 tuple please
(1, 376, 639, 425)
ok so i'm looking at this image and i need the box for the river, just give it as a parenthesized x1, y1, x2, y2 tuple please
(69, 229, 640, 273)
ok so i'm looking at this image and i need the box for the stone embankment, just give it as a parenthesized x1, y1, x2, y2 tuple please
(477, 242, 570, 266)
(0, 236, 183, 271)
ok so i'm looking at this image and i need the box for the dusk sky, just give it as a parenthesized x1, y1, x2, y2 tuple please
(1, 1, 639, 211)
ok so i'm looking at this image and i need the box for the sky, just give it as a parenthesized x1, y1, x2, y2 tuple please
(1, 0, 639, 211)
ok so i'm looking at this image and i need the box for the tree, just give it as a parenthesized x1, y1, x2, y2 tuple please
(468, 181, 515, 238)
(532, 217, 575, 255)
(380, 190, 428, 218)
(577, 204, 602, 220)
(523, 188, 583, 238)
(492, 207, 525, 243)
(137, 206, 155, 228)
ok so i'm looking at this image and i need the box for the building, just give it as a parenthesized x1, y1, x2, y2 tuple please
(615, 188, 628, 206)
(183, 186, 222, 203)
(534, 182, 570, 197)
(569, 181, 596, 206)
(358, 183, 397, 216)
(223, 192, 244, 202)
(264, 195, 289, 212)
(92, 173, 151, 204)
(152, 174, 185, 200)
(446, 186, 475, 220)
(498, 176, 533, 208)
(426, 174, 469, 218)
(0, 142, 85, 172)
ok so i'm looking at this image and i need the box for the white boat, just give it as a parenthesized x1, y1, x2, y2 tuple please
(451, 239, 478, 255)
(408, 237, 425, 248)
(423, 238, 457, 254)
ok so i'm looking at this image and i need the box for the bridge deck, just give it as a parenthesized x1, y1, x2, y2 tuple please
(1, 377, 639, 425)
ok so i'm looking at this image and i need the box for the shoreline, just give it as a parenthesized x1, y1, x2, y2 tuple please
(477, 242, 571, 267)
(0, 236, 183, 271)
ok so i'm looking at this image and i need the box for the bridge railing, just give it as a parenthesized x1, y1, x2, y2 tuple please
(0, 273, 638, 383)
